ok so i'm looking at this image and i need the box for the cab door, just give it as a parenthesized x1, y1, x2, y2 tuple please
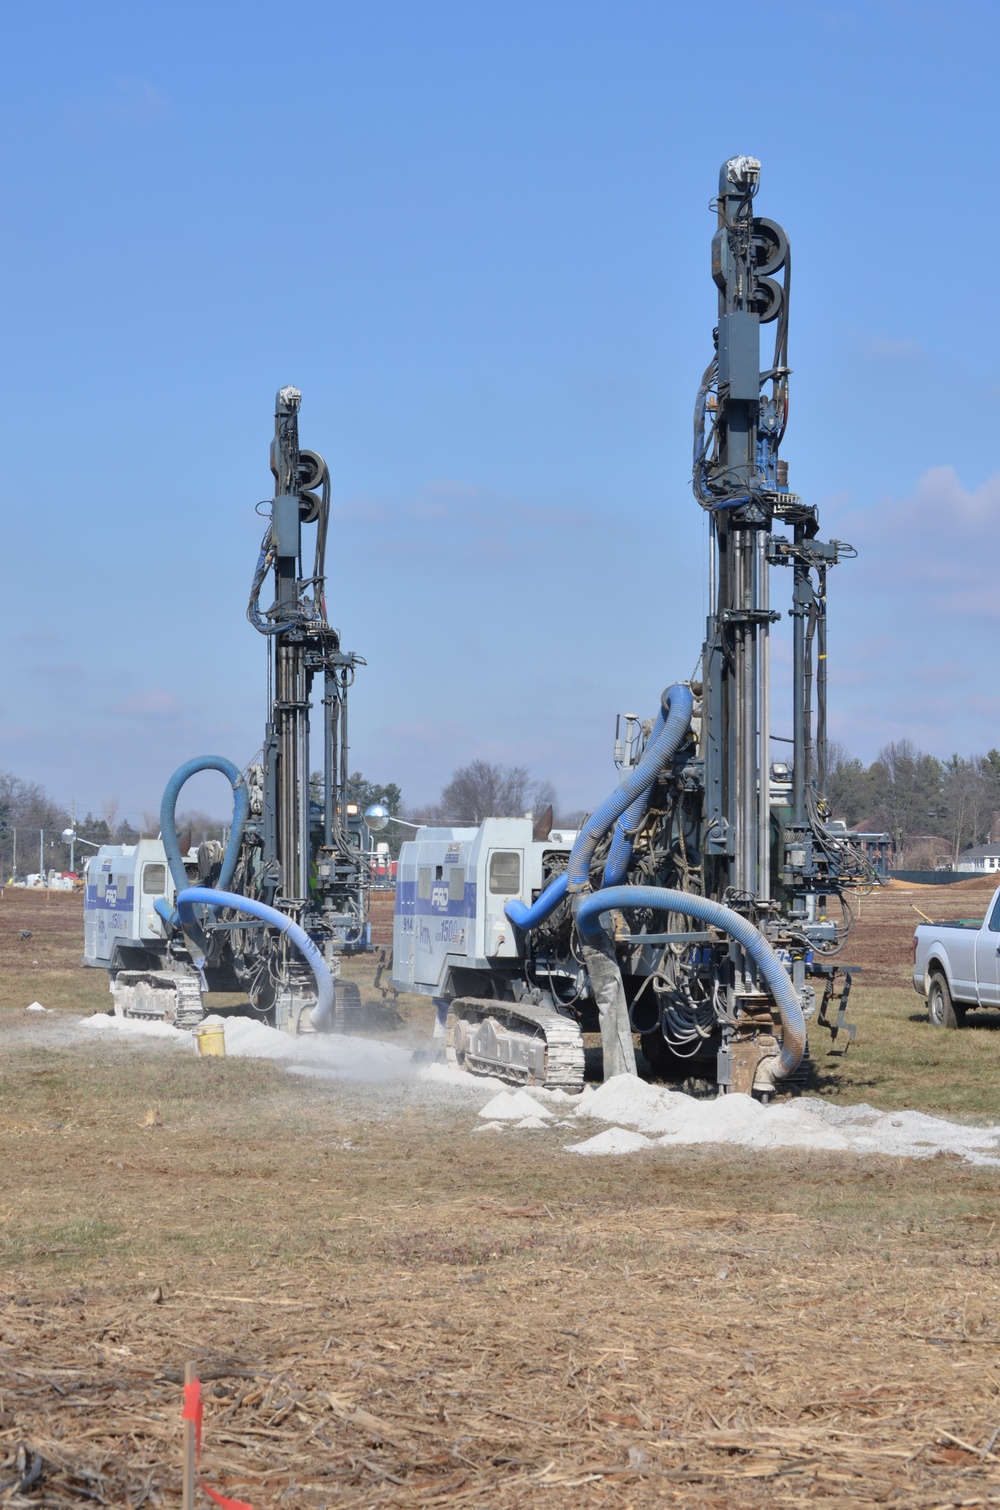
(974, 893, 1000, 1007)
(485, 849, 523, 958)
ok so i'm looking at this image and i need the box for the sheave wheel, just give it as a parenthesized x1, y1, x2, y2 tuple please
(928, 973, 959, 1030)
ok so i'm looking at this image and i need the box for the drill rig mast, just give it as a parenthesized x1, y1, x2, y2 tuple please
(697, 154, 846, 914)
(393, 157, 871, 1094)
(254, 385, 365, 953)
(85, 388, 371, 1032)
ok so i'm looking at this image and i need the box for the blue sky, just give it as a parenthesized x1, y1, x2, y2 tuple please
(2, 0, 999, 822)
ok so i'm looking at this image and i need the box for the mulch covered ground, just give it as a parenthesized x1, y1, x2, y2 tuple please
(3, 885, 1000, 1507)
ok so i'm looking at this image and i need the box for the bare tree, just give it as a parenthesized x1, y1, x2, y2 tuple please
(175, 809, 226, 842)
(0, 771, 69, 875)
(942, 754, 995, 863)
(437, 762, 556, 824)
(102, 793, 121, 837)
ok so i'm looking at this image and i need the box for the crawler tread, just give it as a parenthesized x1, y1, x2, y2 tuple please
(447, 996, 585, 1093)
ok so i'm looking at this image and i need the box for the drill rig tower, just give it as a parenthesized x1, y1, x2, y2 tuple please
(254, 385, 366, 951)
(697, 155, 850, 934)
(392, 156, 868, 1094)
(84, 387, 372, 1033)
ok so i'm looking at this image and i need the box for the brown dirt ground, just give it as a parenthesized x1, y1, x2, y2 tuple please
(2, 886, 1000, 1508)
(842, 878, 996, 989)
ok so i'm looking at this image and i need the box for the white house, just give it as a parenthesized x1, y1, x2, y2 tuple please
(955, 843, 1000, 873)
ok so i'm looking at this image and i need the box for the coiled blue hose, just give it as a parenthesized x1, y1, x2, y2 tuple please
(504, 685, 693, 934)
(602, 703, 670, 887)
(566, 684, 693, 893)
(576, 885, 805, 1082)
(175, 886, 335, 1030)
(160, 756, 251, 897)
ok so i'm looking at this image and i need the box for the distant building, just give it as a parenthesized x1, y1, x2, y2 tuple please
(955, 843, 1000, 873)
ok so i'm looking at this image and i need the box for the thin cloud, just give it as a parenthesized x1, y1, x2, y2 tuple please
(28, 662, 84, 678)
(344, 476, 595, 569)
(115, 688, 181, 717)
(425, 478, 485, 502)
(68, 78, 168, 128)
(825, 465, 1000, 758)
(849, 330, 925, 364)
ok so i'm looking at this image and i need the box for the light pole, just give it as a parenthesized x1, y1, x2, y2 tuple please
(364, 805, 430, 832)
(363, 805, 425, 880)
(61, 829, 102, 878)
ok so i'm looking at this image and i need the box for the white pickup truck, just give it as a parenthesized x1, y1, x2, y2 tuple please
(912, 886, 1000, 1027)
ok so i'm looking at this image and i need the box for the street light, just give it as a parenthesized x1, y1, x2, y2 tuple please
(363, 805, 426, 832)
(61, 828, 102, 877)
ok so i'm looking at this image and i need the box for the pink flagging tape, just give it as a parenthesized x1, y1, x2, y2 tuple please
(182, 1375, 255, 1510)
(203, 1487, 255, 1510)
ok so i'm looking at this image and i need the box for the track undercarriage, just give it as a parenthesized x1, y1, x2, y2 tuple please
(111, 971, 205, 1029)
(448, 996, 585, 1093)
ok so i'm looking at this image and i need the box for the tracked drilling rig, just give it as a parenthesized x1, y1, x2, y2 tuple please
(84, 387, 370, 1031)
(392, 156, 873, 1095)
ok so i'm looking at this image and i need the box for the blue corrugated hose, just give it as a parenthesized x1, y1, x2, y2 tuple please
(576, 885, 805, 1082)
(504, 870, 569, 932)
(174, 886, 335, 1030)
(160, 755, 250, 896)
(601, 702, 670, 887)
(565, 684, 694, 893)
(504, 684, 693, 934)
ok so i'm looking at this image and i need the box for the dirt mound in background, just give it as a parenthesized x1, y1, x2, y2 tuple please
(889, 874, 997, 891)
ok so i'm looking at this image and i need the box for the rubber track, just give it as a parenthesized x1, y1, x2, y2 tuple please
(447, 996, 585, 1093)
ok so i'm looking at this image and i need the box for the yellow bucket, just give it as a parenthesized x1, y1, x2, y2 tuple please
(194, 1022, 226, 1057)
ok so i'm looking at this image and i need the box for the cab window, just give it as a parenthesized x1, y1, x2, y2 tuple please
(489, 851, 521, 895)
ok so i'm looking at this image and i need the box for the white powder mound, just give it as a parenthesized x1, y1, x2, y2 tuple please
(474, 1121, 506, 1134)
(567, 1127, 655, 1156)
(420, 1062, 505, 1093)
(79, 1010, 415, 1080)
(478, 1090, 554, 1122)
(80, 1012, 187, 1042)
(654, 1096, 851, 1153)
(568, 1075, 1000, 1165)
(575, 1075, 669, 1126)
(215, 1016, 415, 1080)
(798, 1098, 1000, 1162)
(25, 1001, 49, 1013)
(527, 1086, 581, 1106)
(70, 1015, 1000, 1165)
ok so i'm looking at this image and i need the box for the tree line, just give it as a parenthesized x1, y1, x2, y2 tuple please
(13, 739, 991, 881)
(827, 739, 1000, 866)
(0, 770, 226, 879)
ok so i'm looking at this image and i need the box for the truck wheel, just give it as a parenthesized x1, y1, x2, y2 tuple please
(928, 973, 959, 1030)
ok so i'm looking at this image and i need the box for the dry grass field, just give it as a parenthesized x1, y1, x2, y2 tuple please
(2, 883, 1000, 1508)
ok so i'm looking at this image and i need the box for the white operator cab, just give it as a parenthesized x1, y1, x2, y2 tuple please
(392, 817, 578, 998)
(82, 840, 175, 970)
